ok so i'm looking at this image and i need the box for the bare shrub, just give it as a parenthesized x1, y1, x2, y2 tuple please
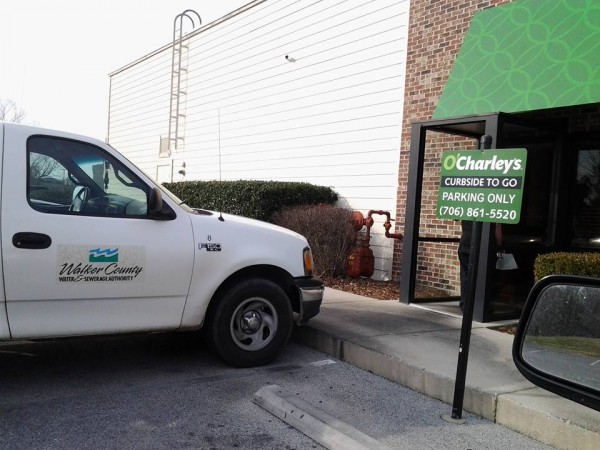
(0, 98, 26, 123)
(271, 205, 355, 278)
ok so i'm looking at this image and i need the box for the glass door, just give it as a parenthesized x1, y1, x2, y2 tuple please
(483, 119, 561, 320)
(567, 137, 600, 250)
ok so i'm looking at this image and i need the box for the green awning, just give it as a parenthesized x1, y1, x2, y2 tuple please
(433, 0, 600, 120)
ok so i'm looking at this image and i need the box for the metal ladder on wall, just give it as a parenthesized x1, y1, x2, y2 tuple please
(162, 10, 202, 158)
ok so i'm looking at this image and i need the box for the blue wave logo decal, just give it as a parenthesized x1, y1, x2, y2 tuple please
(89, 248, 119, 263)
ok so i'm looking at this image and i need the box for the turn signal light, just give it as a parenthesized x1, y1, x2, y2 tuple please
(303, 247, 314, 276)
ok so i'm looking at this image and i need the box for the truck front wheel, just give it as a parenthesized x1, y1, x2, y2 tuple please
(209, 279, 293, 367)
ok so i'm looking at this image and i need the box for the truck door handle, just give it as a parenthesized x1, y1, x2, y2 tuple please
(13, 232, 52, 249)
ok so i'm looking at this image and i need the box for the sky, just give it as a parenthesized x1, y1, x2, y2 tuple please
(0, 0, 251, 139)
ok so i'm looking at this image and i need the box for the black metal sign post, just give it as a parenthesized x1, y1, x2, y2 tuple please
(436, 135, 526, 423)
(442, 135, 490, 424)
(445, 219, 482, 423)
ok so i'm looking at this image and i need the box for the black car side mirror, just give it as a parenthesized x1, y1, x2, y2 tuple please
(513, 275, 600, 412)
(148, 187, 176, 220)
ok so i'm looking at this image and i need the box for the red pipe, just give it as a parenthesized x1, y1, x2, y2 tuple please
(367, 210, 403, 240)
(346, 210, 403, 278)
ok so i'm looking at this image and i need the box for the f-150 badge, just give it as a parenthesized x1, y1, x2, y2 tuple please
(199, 243, 222, 252)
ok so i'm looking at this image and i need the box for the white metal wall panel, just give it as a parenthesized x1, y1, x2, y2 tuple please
(108, 0, 409, 280)
(109, 50, 172, 176)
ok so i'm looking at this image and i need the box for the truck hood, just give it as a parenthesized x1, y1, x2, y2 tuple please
(187, 209, 310, 278)
(191, 209, 306, 242)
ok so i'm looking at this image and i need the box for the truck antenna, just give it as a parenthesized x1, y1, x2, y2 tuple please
(218, 108, 224, 221)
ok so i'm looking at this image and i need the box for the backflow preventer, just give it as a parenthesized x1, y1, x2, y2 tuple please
(346, 210, 403, 278)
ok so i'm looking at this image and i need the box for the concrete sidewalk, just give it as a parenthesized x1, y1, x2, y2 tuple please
(292, 288, 600, 450)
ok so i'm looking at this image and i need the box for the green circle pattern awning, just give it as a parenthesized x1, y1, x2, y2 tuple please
(433, 0, 600, 119)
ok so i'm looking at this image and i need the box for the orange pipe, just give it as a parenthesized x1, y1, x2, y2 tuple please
(367, 210, 403, 240)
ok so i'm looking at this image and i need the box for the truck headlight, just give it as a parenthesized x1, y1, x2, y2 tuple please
(303, 247, 314, 276)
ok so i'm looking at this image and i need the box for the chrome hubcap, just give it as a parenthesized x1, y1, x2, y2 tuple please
(241, 310, 262, 333)
(230, 297, 278, 351)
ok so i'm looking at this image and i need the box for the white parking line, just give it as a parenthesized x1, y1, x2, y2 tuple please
(309, 359, 337, 367)
(0, 350, 36, 357)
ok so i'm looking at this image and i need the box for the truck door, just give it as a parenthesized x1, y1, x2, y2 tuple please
(0, 125, 10, 339)
(1, 126, 194, 338)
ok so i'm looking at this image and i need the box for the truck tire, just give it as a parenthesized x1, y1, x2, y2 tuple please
(209, 278, 293, 367)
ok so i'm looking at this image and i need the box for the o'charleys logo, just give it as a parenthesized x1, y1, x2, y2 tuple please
(443, 153, 523, 175)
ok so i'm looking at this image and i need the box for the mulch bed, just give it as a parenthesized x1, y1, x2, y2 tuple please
(322, 277, 449, 301)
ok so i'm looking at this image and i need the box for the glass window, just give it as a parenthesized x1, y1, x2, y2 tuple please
(27, 136, 149, 217)
(571, 149, 600, 248)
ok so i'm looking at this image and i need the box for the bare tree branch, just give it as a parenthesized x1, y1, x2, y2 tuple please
(0, 98, 27, 123)
(30, 153, 62, 180)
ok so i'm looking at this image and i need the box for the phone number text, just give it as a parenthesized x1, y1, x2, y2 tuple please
(438, 206, 517, 222)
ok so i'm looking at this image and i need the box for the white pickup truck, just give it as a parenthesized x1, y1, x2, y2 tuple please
(0, 122, 323, 367)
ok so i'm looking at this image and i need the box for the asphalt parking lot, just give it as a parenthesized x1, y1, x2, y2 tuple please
(0, 333, 551, 449)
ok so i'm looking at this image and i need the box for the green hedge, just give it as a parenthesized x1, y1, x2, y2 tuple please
(534, 252, 600, 282)
(162, 180, 338, 221)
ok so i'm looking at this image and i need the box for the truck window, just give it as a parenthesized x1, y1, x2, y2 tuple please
(27, 136, 149, 217)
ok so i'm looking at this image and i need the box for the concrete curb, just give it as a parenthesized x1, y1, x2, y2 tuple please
(497, 389, 600, 450)
(254, 384, 391, 450)
(292, 324, 600, 450)
(292, 326, 497, 421)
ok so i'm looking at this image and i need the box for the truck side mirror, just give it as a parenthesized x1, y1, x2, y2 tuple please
(148, 187, 175, 220)
(512, 275, 600, 411)
(149, 187, 163, 213)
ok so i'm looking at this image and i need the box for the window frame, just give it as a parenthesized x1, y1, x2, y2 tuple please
(26, 135, 153, 219)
